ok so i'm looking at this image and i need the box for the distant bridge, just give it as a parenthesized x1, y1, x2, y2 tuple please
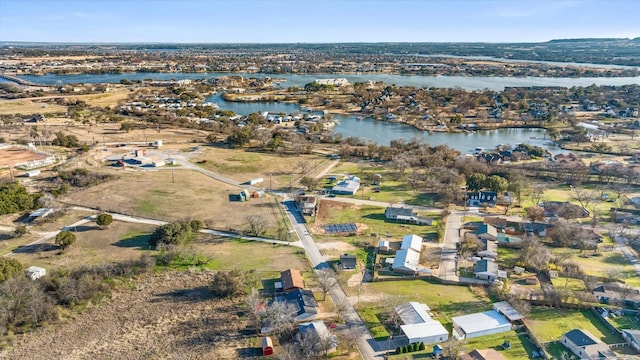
(0, 73, 40, 86)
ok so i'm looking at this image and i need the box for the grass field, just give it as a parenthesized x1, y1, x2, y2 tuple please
(11, 221, 157, 269)
(526, 307, 624, 344)
(314, 201, 442, 241)
(62, 169, 283, 236)
(0, 99, 68, 115)
(193, 147, 326, 189)
(355, 279, 492, 340)
(550, 247, 640, 287)
(330, 161, 440, 206)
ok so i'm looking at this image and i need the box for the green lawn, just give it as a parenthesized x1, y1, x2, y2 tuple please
(317, 204, 442, 240)
(355, 305, 391, 340)
(526, 307, 624, 344)
(608, 313, 640, 331)
(550, 247, 640, 287)
(551, 277, 587, 292)
(363, 280, 492, 327)
(387, 331, 536, 360)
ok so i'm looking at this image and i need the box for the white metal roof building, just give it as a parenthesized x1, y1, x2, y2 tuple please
(452, 310, 511, 339)
(401, 234, 423, 252)
(396, 302, 448, 345)
(392, 249, 420, 274)
(492, 301, 524, 322)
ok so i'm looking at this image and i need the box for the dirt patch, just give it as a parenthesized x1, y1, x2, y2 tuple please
(2, 271, 256, 360)
(316, 241, 356, 252)
(0, 147, 48, 167)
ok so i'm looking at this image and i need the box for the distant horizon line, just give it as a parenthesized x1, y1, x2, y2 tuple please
(1, 37, 639, 46)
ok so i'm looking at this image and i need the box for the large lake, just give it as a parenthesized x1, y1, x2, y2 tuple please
(12, 72, 640, 91)
(206, 93, 560, 153)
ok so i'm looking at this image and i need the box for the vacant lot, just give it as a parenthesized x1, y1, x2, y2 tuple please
(62, 169, 283, 236)
(1, 271, 258, 360)
(11, 220, 156, 269)
(0, 99, 67, 115)
(193, 147, 326, 189)
(0, 147, 48, 167)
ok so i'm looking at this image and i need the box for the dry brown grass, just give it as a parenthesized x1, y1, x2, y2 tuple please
(61, 169, 282, 234)
(2, 271, 259, 360)
(0, 99, 67, 115)
(11, 221, 157, 269)
(194, 146, 326, 189)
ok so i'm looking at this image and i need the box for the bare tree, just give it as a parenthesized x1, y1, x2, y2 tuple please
(263, 300, 297, 337)
(245, 288, 264, 333)
(297, 160, 311, 174)
(571, 187, 595, 211)
(316, 269, 337, 301)
(244, 214, 268, 236)
(442, 338, 467, 360)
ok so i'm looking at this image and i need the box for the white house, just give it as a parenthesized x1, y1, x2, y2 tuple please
(392, 249, 420, 274)
(452, 310, 511, 339)
(299, 320, 338, 355)
(396, 302, 448, 345)
(401, 234, 423, 252)
(561, 329, 616, 359)
(26, 266, 46, 280)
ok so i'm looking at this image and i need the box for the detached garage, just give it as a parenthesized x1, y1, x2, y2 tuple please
(452, 310, 511, 339)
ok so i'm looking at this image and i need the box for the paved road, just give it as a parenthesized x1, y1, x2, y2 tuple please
(439, 210, 463, 282)
(281, 193, 383, 360)
(614, 234, 640, 276)
(4, 206, 300, 257)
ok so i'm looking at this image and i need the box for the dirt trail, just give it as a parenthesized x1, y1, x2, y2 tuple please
(1, 271, 254, 360)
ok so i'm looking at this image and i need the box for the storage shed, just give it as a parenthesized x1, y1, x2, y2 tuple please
(452, 310, 511, 339)
(262, 336, 274, 356)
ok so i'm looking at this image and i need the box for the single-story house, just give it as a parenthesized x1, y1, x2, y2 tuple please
(452, 310, 511, 340)
(521, 222, 550, 237)
(592, 283, 640, 306)
(285, 289, 318, 322)
(401, 234, 423, 252)
(26, 266, 46, 280)
(281, 268, 305, 293)
(622, 329, 640, 353)
(396, 302, 449, 345)
(468, 191, 498, 207)
(331, 176, 360, 195)
(385, 206, 433, 225)
(476, 224, 498, 242)
(474, 260, 504, 281)
(561, 329, 616, 359)
(461, 349, 507, 360)
(392, 249, 420, 274)
(339, 254, 357, 270)
(299, 320, 338, 355)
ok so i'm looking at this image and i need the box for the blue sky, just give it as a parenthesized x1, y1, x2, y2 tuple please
(0, 0, 638, 43)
